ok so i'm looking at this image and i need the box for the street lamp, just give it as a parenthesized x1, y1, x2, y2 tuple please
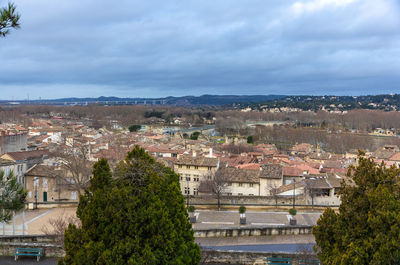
(186, 177, 190, 208)
(293, 179, 296, 209)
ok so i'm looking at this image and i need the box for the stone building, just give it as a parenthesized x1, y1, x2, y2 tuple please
(174, 155, 219, 196)
(25, 164, 79, 207)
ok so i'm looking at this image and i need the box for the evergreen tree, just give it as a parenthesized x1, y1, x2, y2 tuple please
(313, 153, 400, 264)
(60, 148, 201, 265)
(0, 171, 26, 223)
(0, 2, 20, 38)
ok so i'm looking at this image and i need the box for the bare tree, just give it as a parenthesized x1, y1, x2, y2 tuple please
(40, 211, 81, 247)
(199, 169, 229, 211)
(52, 145, 93, 197)
(304, 180, 316, 210)
(269, 184, 280, 209)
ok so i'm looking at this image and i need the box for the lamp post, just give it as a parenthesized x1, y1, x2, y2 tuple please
(293, 179, 296, 209)
(186, 177, 190, 208)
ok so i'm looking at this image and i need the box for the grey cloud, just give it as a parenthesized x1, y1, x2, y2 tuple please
(0, 0, 399, 99)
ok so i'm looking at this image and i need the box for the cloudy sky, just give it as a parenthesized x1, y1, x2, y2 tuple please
(0, 0, 400, 99)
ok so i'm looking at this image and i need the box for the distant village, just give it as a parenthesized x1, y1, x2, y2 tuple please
(1, 113, 400, 210)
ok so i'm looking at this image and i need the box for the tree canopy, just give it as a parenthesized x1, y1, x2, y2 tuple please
(0, 2, 20, 38)
(128, 124, 141, 132)
(60, 147, 201, 265)
(0, 171, 26, 223)
(313, 154, 400, 264)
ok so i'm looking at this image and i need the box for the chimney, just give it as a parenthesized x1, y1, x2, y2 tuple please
(1, 130, 4, 155)
(209, 148, 213, 157)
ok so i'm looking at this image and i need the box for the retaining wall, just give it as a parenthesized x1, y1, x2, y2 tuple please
(194, 225, 313, 238)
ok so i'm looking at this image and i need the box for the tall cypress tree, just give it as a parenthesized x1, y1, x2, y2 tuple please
(313, 153, 400, 264)
(60, 148, 200, 265)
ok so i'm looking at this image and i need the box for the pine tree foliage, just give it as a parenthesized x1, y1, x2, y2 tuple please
(60, 147, 201, 265)
(0, 171, 26, 223)
(313, 154, 400, 265)
(0, 2, 20, 37)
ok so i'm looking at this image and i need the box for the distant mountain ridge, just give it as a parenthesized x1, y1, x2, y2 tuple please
(1, 95, 285, 106)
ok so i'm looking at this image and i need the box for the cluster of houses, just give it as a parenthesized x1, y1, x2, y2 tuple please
(0, 119, 399, 208)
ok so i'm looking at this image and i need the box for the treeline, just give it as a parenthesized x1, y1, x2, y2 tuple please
(253, 126, 400, 153)
(0, 105, 217, 128)
(216, 110, 400, 131)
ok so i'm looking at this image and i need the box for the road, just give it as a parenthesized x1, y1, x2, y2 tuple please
(0, 256, 58, 265)
(204, 243, 316, 253)
(192, 210, 321, 229)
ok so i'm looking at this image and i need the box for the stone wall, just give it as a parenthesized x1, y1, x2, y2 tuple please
(0, 235, 64, 257)
(191, 195, 306, 206)
(194, 225, 313, 238)
(201, 249, 318, 265)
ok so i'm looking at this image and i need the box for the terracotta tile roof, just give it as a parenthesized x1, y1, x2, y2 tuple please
(236, 163, 260, 170)
(219, 167, 259, 183)
(260, 164, 282, 179)
(2, 150, 49, 162)
(25, 164, 63, 178)
(220, 155, 257, 167)
(276, 181, 305, 194)
(389, 152, 400, 161)
(283, 166, 303, 177)
(175, 155, 218, 167)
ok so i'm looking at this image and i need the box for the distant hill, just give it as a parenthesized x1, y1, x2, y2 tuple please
(0, 95, 286, 106)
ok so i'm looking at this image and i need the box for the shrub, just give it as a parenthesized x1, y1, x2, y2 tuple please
(289, 208, 297, 216)
(188, 205, 195, 213)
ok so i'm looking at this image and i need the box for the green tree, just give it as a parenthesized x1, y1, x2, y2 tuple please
(60, 148, 201, 265)
(313, 154, 400, 265)
(0, 2, 20, 38)
(0, 171, 26, 223)
(190, 131, 200, 140)
(128, 124, 141, 132)
(247, 135, 253, 144)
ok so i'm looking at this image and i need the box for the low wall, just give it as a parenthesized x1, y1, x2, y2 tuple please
(191, 195, 307, 206)
(194, 225, 313, 238)
(201, 249, 318, 265)
(0, 235, 64, 257)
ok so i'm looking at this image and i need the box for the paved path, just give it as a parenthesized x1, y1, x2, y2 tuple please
(193, 210, 321, 229)
(0, 207, 77, 235)
(0, 256, 58, 264)
(196, 234, 315, 247)
(204, 243, 316, 253)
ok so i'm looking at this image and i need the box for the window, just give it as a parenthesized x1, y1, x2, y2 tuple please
(238, 183, 243, 187)
(33, 177, 39, 188)
(316, 189, 330, 197)
(71, 191, 77, 200)
(249, 194, 254, 196)
(194, 177, 200, 182)
(184, 187, 190, 194)
(227, 183, 232, 186)
(208, 175, 212, 180)
(186, 165, 190, 169)
(238, 193, 243, 196)
(194, 166, 199, 169)
(178, 165, 182, 168)
(249, 183, 254, 187)
(208, 167, 212, 170)
(180, 176, 183, 181)
(193, 188, 198, 195)
(43, 178, 48, 189)
(186, 177, 191, 182)
(227, 193, 232, 196)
